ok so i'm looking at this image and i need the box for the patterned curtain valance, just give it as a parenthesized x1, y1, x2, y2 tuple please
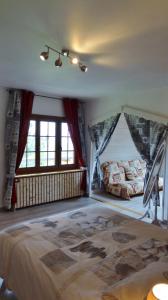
(123, 105, 168, 125)
(88, 113, 121, 190)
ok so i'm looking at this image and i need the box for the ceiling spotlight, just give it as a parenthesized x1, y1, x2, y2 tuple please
(62, 49, 69, 57)
(80, 64, 88, 72)
(55, 55, 62, 67)
(40, 48, 49, 61)
(71, 57, 79, 65)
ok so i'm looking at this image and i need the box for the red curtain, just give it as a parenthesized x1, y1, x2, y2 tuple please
(63, 99, 86, 191)
(11, 90, 34, 205)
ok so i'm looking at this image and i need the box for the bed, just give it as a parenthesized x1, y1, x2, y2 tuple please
(0, 203, 168, 300)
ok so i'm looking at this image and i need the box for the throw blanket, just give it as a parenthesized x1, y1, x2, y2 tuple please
(0, 203, 168, 300)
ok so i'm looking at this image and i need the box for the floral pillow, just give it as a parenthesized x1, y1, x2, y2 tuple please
(127, 159, 146, 179)
(128, 159, 142, 169)
(101, 161, 114, 185)
(124, 166, 143, 180)
(117, 161, 130, 169)
(108, 163, 125, 184)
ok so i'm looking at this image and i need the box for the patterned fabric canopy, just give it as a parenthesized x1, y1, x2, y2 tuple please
(4, 90, 21, 209)
(89, 114, 120, 190)
(124, 113, 167, 207)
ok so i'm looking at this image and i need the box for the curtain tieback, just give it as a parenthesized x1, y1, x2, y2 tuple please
(146, 162, 153, 170)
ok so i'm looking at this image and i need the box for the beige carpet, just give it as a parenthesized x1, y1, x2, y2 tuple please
(91, 191, 163, 223)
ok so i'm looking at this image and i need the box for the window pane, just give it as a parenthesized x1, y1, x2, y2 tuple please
(68, 137, 74, 150)
(48, 137, 55, 151)
(68, 151, 74, 164)
(40, 137, 48, 151)
(40, 152, 47, 166)
(61, 123, 69, 136)
(29, 120, 36, 135)
(48, 152, 55, 166)
(61, 137, 68, 150)
(49, 122, 56, 136)
(40, 121, 48, 136)
(61, 151, 67, 165)
(20, 153, 27, 168)
(27, 136, 35, 152)
(27, 152, 35, 167)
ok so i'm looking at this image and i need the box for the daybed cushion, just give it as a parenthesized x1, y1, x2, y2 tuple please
(101, 159, 163, 199)
(106, 179, 144, 200)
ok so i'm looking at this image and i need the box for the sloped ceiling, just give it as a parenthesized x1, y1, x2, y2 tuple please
(0, 0, 168, 99)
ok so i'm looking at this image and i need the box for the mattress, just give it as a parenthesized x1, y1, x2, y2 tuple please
(0, 203, 168, 300)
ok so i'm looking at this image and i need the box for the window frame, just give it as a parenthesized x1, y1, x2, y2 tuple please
(17, 114, 78, 175)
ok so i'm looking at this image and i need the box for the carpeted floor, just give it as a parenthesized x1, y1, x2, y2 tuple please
(91, 191, 163, 222)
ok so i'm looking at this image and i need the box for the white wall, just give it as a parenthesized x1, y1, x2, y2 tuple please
(32, 96, 64, 117)
(100, 114, 140, 163)
(0, 88, 8, 207)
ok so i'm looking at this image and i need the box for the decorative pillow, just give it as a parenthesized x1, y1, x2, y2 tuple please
(117, 161, 130, 169)
(101, 161, 113, 172)
(118, 167, 126, 181)
(101, 161, 114, 186)
(139, 159, 146, 170)
(139, 160, 146, 178)
(124, 166, 141, 180)
(128, 159, 142, 169)
(108, 163, 125, 184)
(127, 159, 145, 179)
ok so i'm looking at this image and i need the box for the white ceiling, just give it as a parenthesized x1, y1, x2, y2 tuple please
(0, 0, 168, 99)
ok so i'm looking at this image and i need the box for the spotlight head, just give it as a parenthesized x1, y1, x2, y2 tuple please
(71, 57, 79, 65)
(62, 49, 69, 57)
(55, 56, 62, 67)
(40, 51, 49, 61)
(80, 64, 88, 72)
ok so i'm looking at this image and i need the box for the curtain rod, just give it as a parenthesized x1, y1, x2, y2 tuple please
(35, 94, 63, 101)
(5, 88, 63, 101)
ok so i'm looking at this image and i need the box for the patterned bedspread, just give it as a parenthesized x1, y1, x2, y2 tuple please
(0, 203, 168, 300)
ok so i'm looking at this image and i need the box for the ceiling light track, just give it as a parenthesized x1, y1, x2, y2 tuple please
(40, 45, 88, 72)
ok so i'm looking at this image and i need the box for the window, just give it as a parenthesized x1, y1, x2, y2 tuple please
(20, 120, 36, 168)
(18, 115, 76, 174)
(61, 123, 74, 165)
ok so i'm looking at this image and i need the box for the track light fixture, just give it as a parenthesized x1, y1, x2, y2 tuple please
(40, 46, 49, 61)
(79, 64, 88, 72)
(40, 45, 88, 72)
(55, 54, 62, 67)
(62, 49, 69, 57)
(71, 57, 79, 65)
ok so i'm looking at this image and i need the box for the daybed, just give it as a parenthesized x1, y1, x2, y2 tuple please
(101, 159, 163, 199)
